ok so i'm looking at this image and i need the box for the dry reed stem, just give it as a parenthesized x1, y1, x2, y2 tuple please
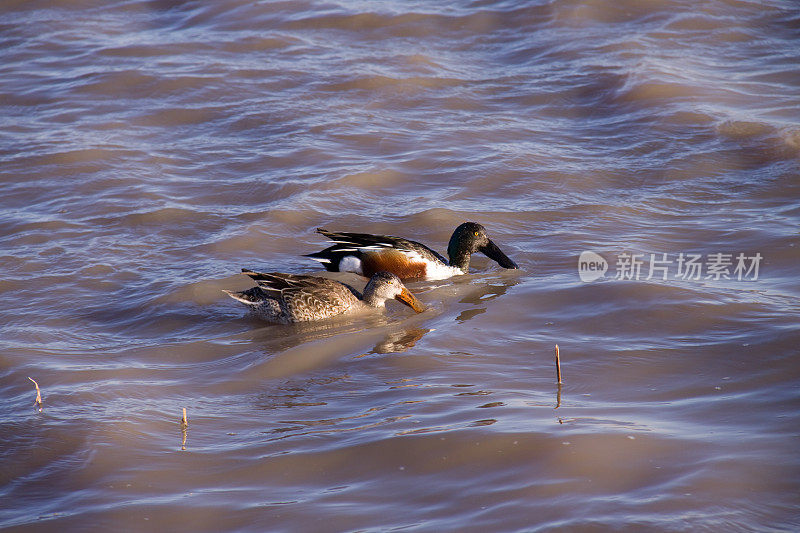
(555, 344, 562, 384)
(28, 377, 43, 412)
(180, 408, 188, 451)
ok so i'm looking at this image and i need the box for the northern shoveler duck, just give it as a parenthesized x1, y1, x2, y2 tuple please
(305, 222, 518, 281)
(224, 270, 425, 323)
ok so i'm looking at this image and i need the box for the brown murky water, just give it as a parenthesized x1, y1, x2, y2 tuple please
(2, 0, 799, 530)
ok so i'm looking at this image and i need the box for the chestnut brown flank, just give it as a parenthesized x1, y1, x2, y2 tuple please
(360, 250, 427, 279)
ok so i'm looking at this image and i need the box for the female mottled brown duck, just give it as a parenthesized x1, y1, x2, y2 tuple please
(224, 270, 425, 324)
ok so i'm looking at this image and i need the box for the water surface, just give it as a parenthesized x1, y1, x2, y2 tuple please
(1, 0, 799, 530)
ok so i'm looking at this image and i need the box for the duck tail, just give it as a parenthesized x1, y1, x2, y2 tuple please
(303, 249, 340, 271)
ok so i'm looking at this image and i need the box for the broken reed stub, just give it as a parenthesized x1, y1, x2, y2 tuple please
(28, 377, 43, 412)
(180, 407, 188, 451)
(555, 345, 562, 384)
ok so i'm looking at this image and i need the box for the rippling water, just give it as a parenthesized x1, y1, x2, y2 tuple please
(2, 0, 799, 530)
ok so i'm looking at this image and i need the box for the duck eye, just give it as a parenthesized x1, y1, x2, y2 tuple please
(474, 231, 479, 236)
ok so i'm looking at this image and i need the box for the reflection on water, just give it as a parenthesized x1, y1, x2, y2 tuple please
(456, 308, 486, 322)
(371, 326, 431, 354)
(457, 278, 518, 322)
(420, 273, 522, 324)
(458, 281, 516, 306)
(470, 419, 497, 427)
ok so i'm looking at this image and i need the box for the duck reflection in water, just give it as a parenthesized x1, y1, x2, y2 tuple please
(453, 276, 519, 324)
(370, 326, 431, 354)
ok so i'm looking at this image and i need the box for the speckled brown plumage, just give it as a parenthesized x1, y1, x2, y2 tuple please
(224, 270, 425, 323)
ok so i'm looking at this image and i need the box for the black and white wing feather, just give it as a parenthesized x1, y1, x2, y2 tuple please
(310, 228, 448, 265)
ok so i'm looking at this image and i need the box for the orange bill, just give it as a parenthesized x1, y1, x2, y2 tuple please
(395, 287, 426, 313)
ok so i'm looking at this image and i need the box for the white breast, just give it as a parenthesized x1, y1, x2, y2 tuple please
(402, 250, 462, 280)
